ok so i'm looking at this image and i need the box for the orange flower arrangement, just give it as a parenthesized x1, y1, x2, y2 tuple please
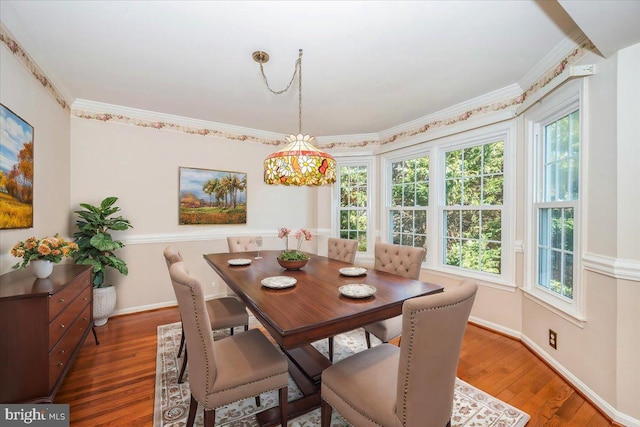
(11, 234, 78, 270)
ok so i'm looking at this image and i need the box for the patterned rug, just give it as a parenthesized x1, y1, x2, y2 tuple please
(154, 322, 530, 427)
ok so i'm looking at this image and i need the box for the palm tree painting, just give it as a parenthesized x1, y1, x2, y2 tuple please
(179, 167, 247, 225)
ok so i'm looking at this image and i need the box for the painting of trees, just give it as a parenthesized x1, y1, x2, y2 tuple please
(178, 167, 247, 225)
(1, 104, 34, 229)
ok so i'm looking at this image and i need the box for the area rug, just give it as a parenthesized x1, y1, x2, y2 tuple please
(154, 322, 530, 427)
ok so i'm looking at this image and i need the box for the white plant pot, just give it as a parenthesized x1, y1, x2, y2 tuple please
(30, 260, 54, 279)
(93, 286, 117, 326)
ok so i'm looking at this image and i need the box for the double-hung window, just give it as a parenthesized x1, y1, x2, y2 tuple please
(442, 140, 505, 275)
(388, 156, 430, 250)
(526, 82, 583, 319)
(337, 160, 372, 253)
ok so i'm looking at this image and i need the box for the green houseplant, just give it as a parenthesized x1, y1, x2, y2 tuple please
(73, 196, 132, 325)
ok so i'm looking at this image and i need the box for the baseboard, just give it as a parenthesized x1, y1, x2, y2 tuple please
(468, 316, 639, 427)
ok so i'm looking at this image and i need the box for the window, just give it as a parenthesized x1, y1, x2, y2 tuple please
(535, 110, 579, 300)
(443, 141, 504, 274)
(338, 164, 370, 252)
(525, 81, 583, 320)
(388, 157, 429, 250)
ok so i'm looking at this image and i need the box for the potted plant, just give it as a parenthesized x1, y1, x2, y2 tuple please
(73, 196, 133, 326)
(10, 234, 78, 278)
(277, 227, 312, 270)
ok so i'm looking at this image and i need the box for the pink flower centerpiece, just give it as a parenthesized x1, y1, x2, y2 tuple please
(277, 227, 312, 269)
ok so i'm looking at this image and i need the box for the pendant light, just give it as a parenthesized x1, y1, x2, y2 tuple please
(254, 49, 337, 186)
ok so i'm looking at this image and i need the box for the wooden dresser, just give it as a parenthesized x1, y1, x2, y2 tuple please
(0, 264, 94, 403)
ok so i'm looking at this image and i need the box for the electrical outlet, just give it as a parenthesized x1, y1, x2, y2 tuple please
(211, 280, 217, 288)
(549, 329, 557, 349)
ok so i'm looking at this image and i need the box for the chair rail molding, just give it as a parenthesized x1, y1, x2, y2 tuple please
(583, 252, 640, 282)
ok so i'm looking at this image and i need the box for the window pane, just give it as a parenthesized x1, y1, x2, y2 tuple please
(446, 210, 460, 237)
(446, 179, 462, 205)
(481, 210, 502, 241)
(463, 146, 482, 175)
(403, 183, 416, 206)
(415, 210, 427, 234)
(461, 210, 480, 239)
(463, 177, 481, 205)
(551, 208, 562, 249)
(445, 238, 461, 266)
(445, 150, 462, 178)
(483, 176, 503, 205)
(550, 250, 562, 294)
(564, 253, 574, 299)
(538, 247, 549, 288)
(539, 208, 549, 246)
(461, 240, 480, 270)
(416, 182, 429, 206)
(392, 184, 403, 206)
(564, 208, 574, 251)
(484, 141, 504, 174)
(482, 241, 502, 274)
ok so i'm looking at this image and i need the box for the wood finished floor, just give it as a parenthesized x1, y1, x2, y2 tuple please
(55, 307, 615, 426)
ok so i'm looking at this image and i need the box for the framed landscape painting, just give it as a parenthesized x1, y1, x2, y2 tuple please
(0, 103, 34, 229)
(179, 167, 247, 225)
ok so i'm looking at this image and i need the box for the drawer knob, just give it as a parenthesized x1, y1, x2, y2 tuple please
(83, 297, 89, 301)
(57, 362, 64, 367)
(58, 298, 65, 303)
(59, 349, 66, 354)
(60, 324, 65, 329)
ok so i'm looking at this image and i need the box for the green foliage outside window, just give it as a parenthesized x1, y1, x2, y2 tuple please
(389, 157, 429, 250)
(537, 109, 579, 300)
(444, 141, 504, 274)
(339, 166, 368, 251)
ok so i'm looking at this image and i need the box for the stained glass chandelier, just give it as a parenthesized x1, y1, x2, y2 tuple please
(254, 49, 337, 186)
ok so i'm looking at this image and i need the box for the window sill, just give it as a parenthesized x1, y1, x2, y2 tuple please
(522, 288, 586, 328)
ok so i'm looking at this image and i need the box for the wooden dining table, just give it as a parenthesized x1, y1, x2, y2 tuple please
(203, 250, 443, 426)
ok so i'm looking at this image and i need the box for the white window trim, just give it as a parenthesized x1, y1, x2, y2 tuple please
(434, 123, 516, 287)
(524, 79, 586, 323)
(379, 122, 515, 288)
(332, 154, 376, 255)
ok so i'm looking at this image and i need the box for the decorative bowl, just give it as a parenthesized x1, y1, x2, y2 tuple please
(277, 258, 309, 270)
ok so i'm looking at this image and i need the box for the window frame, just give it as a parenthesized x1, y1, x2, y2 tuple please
(524, 80, 586, 322)
(435, 124, 515, 285)
(378, 122, 515, 287)
(333, 155, 375, 255)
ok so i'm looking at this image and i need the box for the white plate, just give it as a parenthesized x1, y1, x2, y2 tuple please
(339, 267, 367, 277)
(339, 284, 377, 299)
(228, 258, 252, 266)
(261, 276, 297, 289)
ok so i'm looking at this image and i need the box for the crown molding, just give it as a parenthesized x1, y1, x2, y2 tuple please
(518, 30, 591, 90)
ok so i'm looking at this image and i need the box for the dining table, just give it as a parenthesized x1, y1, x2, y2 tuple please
(203, 250, 443, 426)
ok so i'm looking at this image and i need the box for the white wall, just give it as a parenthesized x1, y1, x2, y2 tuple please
(0, 42, 71, 273)
(69, 117, 319, 313)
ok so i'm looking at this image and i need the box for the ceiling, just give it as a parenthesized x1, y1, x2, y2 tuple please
(2, 1, 639, 138)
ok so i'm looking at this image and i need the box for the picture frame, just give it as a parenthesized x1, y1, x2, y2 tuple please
(179, 167, 247, 225)
(1, 103, 34, 229)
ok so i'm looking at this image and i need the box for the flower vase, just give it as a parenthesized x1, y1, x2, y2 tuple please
(30, 260, 53, 279)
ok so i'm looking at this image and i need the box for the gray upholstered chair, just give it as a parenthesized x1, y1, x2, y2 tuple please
(326, 237, 358, 361)
(169, 261, 289, 427)
(321, 280, 477, 427)
(163, 246, 249, 384)
(363, 242, 427, 348)
(227, 236, 258, 253)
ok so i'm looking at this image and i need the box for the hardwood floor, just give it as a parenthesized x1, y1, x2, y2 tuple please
(55, 307, 615, 426)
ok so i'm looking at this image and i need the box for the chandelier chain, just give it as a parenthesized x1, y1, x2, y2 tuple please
(258, 49, 304, 134)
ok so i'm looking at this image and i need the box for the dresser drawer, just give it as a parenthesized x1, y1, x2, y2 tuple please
(48, 303, 92, 390)
(49, 269, 91, 322)
(49, 285, 92, 349)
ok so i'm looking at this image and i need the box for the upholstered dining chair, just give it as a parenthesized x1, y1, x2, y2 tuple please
(163, 246, 249, 384)
(169, 261, 289, 427)
(326, 237, 358, 361)
(321, 280, 477, 427)
(363, 242, 426, 348)
(227, 236, 258, 253)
